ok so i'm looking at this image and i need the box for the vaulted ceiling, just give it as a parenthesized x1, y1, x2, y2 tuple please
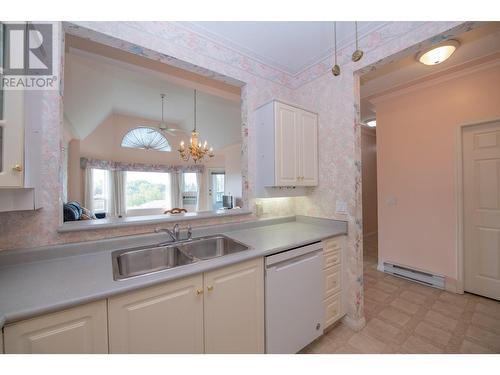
(63, 45, 242, 150)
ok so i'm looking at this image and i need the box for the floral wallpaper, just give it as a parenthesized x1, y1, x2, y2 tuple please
(0, 20, 476, 328)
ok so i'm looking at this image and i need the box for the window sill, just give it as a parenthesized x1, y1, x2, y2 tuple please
(58, 209, 252, 233)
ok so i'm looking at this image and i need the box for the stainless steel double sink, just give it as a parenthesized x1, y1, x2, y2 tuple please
(112, 235, 250, 280)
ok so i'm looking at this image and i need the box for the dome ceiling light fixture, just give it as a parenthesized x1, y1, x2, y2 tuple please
(417, 39, 460, 66)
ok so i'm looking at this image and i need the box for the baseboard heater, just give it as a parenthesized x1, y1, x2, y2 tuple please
(382, 262, 445, 290)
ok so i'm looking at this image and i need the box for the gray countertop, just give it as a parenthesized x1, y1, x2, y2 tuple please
(0, 216, 347, 328)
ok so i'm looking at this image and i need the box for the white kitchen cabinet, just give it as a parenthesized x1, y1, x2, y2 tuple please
(275, 102, 299, 186)
(108, 258, 264, 354)
(204, 258, 265, 354)
(255, 100, 318, 196)
(322, 236, 345, 329)
(108, 274, 204, 353)
(0, 89, 43, 212)
(298, 109, 319, 186)
(0, 90, 24, 187)
(3, 300, 108, 354)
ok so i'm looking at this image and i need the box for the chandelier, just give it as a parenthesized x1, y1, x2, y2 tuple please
(178, 89, 214, 163)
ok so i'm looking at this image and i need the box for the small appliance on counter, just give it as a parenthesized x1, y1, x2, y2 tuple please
(222, 195, 233, 209)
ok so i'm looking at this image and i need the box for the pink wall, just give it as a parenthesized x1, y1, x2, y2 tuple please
(375, 62, 500, 282)
(361, 127, 378, 237)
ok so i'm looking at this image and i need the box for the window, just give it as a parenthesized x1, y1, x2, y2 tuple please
(92, 168, 110, 213)
(125, 171, 171, 213)
(182, 172, 198, 210)
(121, 127, 171, 152)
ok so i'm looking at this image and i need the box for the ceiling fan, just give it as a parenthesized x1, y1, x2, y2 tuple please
(146, 93, 188, 136)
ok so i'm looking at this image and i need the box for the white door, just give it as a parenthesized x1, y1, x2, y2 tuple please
(298, 110, 318, 186)
(208, 169, 225, 210)
(203, 258, 265, 353)
(108, 275, 204, 353)
(463, 121, 500, 300)
(275, 102, 298, 186)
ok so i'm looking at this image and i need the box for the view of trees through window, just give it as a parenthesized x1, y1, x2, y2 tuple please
(126, 171, 170, 209)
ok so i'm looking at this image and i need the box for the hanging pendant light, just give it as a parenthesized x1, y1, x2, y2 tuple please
(351, 21, 364, 62)
(332, 22, 340, 76)
(178, 89, 214, 163)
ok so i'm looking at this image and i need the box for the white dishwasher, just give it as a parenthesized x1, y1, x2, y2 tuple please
(265, 241, 324, 354)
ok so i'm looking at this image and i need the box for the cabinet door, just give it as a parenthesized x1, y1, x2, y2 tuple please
(298, 110, 318, 186)
(204, 258, 265, 353)
(0, 90, 24, 187)
(3, 300, 108, 354)
(275, 102, 298, 186)
(108, 275, 204, 353)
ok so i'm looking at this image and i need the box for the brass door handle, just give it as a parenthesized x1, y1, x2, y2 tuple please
(196, 289, 204, 295)
(207, 285, 214, 292)
(12, 164, 23, 172)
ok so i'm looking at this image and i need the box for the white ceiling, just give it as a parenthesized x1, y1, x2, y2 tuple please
(64, 49, 242, 150)
(177, 21, 386, 76)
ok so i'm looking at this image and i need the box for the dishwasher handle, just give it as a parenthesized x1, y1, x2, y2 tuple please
(265, 241, 322, 267)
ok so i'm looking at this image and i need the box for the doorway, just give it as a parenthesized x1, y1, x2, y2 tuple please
(208, 169, 225, 210)
(462, 120, 500, 300)
(361, 124, 378, 267)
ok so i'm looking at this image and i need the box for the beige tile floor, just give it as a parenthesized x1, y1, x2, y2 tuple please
(302, 234, 500, 354)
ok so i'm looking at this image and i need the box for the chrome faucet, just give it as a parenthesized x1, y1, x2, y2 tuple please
(155, 223, 191, 243)
(155, 224, 179, 242)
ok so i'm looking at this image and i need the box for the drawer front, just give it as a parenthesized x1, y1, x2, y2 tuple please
(324, 249, 341, 269)
(324, 293, 342, 327)
(323, 238, 342, 255)
(324, 265, 341, 297)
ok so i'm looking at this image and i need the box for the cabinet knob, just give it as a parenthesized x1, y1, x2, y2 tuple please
(12, 164, 23, 172)
(207, 285, 214, 292)
(196, 289, 204, 295)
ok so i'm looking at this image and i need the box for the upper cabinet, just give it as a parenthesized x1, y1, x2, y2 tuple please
(0, 89, 43, 212)
(0, 91, 24, 187)
(255, 101, 318, 197)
